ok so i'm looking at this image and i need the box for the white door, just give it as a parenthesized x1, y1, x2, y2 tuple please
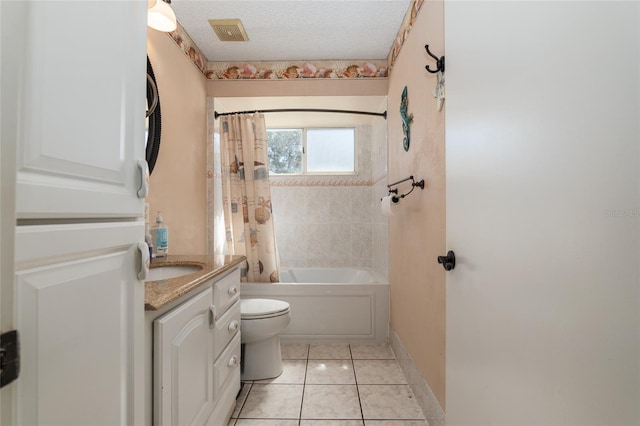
(1, 8, 3, 381)
(12, 1, 147, 219)
(2, 1, 147, 424)
(154, 288, 215, 426)
(15, 222, 145, 425)
(445, 2, 640, 425)
(1, 1, 18, 421)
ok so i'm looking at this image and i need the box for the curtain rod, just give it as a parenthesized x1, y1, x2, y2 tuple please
(214, 108, 387, 120)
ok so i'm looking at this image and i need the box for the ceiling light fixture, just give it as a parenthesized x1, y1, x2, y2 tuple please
(148, 0, 177, 33)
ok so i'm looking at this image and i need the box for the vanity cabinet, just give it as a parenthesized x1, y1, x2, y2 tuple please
(153, 268, 241, 426)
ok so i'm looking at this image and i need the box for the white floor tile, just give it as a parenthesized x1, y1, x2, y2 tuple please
(359, 385, 425, 420)
(350, 345, 395, 360)
(239, 384, 303, 419)
(255, 360, 307, 384)
(229, 344, 427, 425)
(301, 384, 362, 420)
(281, 343, 309, 359)
(309, 344, 351, 359)
(306, 360, 356, 384)
(354, 360, 407, 384)
(235, 420, 299, 425)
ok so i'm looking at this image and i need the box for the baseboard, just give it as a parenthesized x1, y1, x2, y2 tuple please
(390, 327, 446, 426)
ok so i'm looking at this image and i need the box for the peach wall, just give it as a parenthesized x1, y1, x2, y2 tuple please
(387, 0, 446, 408)
(147, 30, 207, 255)
(208, 78, 388, 98)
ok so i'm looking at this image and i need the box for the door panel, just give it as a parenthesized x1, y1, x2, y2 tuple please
(14, 1, 146, 219)
(155, 288, 214, 426)
(445, 2, 640, 424)
(16, 223, 144, 425)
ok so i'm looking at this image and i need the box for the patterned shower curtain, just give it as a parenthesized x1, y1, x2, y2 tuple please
(219, 114, 279, 282)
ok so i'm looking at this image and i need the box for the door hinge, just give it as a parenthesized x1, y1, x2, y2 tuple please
(0, 330, 20, 388)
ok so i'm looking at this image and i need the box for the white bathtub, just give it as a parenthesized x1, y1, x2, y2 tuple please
(241, 267, 389, 343)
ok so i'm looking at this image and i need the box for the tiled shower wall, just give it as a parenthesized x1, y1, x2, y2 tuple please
(271, 123, 388, 280)
(371, 122, 389, 280)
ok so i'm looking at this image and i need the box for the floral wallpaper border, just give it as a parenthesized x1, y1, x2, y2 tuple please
(167, 22, 209, 74)
(167, 0, 425, 79)
(205, 60, 388, 80)
(387, 0, 425, 73)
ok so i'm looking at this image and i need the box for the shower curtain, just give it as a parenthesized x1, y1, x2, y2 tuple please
(219, 113, 279, 282)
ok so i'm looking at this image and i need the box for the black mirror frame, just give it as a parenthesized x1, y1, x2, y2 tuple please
(146, 56, 162, 175)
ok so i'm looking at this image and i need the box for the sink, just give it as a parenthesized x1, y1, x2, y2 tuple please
(147, 264, 203, 281)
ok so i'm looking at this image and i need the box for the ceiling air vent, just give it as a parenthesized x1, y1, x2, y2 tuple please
(209, 19, 249, 42)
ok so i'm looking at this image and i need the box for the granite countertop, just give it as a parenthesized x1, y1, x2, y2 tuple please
(145, 254, 246, 311)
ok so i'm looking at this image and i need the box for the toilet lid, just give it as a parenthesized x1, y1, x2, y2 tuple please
(241, 298, 290, 319)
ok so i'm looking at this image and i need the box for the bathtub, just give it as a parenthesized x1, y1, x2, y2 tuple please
(241, 267, 389, 343)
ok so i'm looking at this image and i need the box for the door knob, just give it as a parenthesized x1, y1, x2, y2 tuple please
(437, 250, 456, 271)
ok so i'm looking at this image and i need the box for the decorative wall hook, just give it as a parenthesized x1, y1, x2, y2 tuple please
(400, 86, 413, 152)
(385, 175, 425, 202)
(424, 45, 445, 74)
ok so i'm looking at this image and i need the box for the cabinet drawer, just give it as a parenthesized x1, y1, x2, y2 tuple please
(213, 268, 240, 316)
(213, 300, 240, 359)
(213, 333, 241, 401)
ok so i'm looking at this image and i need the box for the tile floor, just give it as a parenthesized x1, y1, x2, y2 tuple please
(228, 344, 427, 426)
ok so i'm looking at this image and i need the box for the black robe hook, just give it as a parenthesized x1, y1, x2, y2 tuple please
(424, 44, 445, 74)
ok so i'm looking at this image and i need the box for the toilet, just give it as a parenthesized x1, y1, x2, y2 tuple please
(240, 298, 291, 381)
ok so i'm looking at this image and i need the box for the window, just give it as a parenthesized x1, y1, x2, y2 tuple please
(267, 128, 355, 175)
(266, 129, 303, 174)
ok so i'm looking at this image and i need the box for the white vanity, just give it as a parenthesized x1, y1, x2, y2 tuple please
(144, 255, 245, 426)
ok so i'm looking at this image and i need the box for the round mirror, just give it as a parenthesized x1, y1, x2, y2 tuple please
(146, 57, 162, 174)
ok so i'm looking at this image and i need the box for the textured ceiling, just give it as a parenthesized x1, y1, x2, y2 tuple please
(171, 0, 412, 62)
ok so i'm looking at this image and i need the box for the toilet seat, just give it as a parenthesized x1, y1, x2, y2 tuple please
(241, 298, 290, 320)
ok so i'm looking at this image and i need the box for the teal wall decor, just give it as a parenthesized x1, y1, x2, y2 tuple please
(400, 86, 413, 151)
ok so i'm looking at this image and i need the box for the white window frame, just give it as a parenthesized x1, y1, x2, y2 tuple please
(267, 127, 357, 176)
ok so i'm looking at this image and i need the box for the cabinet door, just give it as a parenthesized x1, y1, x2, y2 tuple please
(13, 1, 147, 219)
(15, 222, 145, 426)
(155, 287, 215, 426)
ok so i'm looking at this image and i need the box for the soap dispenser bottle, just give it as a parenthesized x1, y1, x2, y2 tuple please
(154, 211, 169, 257)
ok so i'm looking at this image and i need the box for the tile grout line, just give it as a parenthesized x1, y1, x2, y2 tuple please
(297, 345, 310, 425)
(350, 344, 366, 424)
(234, 381, 253, 423)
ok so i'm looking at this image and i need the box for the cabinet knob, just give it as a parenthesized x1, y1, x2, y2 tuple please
(228, 286, 238, 296)
(228, 320, 239, 333)
(227, 355, 238, 367)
